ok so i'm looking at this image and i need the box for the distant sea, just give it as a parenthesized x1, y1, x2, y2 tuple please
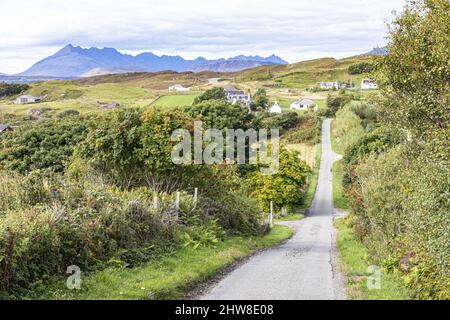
(0, 75, 76, 83)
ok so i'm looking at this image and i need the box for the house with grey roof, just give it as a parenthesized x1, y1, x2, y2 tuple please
(15, 95, 44, 105)
(224, 85, 251, 106)
(319, 81, 339, 90)
(0, 124, 13, 134)
(290, 98, 316, 111)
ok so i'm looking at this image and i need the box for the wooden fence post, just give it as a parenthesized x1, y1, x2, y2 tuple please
(194, 188, 198, 203)
(175, 192, 181, 210)
(270, 201, 274, 228)
(153, 195, 159, 209)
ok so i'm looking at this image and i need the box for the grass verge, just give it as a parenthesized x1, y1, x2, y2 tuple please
(335, 218, 412, 300)
(333, 160, 350, 210)
(37, 225, 293, 300)
(300, 142, 321, 209)
(275, 213, 304, 222)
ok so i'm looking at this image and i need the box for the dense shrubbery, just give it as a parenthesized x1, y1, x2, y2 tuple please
(325, 91, 354, 117)
(0, 83, 30, 98)
(0, 106, 278, 297)
(283, 114, 320, 145)
(245, 146, 309, 214)
(0, 119, 89, 173)
(338, 0, 449, 299)
(348, 62, 374, 75)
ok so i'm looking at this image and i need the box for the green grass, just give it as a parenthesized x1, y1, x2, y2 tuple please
(333, 160, 350, 210)
(275, 213, 304, 222)
(150, 94, 198, 109)
(37, 225, 292, 300)
(335, 218, 412, 300)
(300, 141, 322, 209)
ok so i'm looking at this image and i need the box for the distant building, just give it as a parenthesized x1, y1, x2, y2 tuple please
(15, 95, 43, 105)
(169, 84, 190, 92)
(290, 98, 316, 111)
(224, 85, 251, 106)
(319, 81, 339, 90)
(361, 78, 378, 90)
(0, 124, 13, 134)
(269, 101, 282, 114)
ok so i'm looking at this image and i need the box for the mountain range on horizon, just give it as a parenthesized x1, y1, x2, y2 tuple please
(17, 44, 289, 78)
(8, 44, 388, 79)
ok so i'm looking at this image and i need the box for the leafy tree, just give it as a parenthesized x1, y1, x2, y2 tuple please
(325, 92, 354, 117)
(246, 146, 309, 213)
(375, 0, 449, 143)
(348, 62, 374, 75)
(187, 99, 253, 130)
(250, 89, 269, 111)
(0, 119, 89, 173)
(0, 83, 30, 98)
(193, 87, 227, 104)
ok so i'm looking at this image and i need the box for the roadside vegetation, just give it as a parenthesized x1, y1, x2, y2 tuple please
(331, 0, 449, 300)
(0, 84, 319, 299)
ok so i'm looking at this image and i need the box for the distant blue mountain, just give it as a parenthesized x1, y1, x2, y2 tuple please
(366, 46, 388, 56)
(19, 44, 288, 77)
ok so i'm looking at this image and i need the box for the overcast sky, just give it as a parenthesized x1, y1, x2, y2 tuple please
(0, 0, 406, 74)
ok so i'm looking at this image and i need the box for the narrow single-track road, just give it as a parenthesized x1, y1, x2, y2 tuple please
(201, 119, 346, 300)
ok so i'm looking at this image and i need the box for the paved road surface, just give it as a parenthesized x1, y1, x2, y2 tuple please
(201, 119, 346, 300)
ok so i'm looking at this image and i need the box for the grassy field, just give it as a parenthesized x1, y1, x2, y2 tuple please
(36, 225, 293, 300)
(335, 218, 412, 300)
(150, 94, 199, 109)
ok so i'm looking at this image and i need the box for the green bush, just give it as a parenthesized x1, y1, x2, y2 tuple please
(0, 119, 89, 173)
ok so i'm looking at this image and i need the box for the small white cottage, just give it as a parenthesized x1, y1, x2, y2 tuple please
(169, 84, 190, 92)
(15, 95, 43, 105)
(319, 81, 339, 90)
(269, 101, 282, 114)
(290, 98, 316, 111)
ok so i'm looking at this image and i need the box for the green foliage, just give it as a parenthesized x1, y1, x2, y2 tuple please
(246, 146, 309, 213)
(0, 83, 30, 98)
(332, 105, 365, 154)
(259, 112, 299, 133)
(348, 62, 374, 75)
(283, 114, 320, 145)
(193, 87, 226, 104)
(57, 109, 80, 118)
(325, 91, 354, 117)
(250, 89, 269, 111)
(0, 119, 89, 173)
(375, 0, 449, 142)
(187, 99, 252, 130)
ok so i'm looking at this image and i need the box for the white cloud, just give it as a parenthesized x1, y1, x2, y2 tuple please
(0, 0, 406, 74)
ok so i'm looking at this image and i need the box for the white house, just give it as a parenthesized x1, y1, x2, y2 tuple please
(269, 102, 282, 114)
(319, 81, 339, 90)
(224, 86, 251, 106)
(15, 95, 43, 105)
(361, 78, 378, 90)
(290, 98, 316, 111)
(169, 84, 190, 92)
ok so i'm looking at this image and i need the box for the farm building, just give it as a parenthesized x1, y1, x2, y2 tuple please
(224, 85, 251, 106)
(319, 81, 339, 90)
(15, 94, 43, 104)
(169, 84, 190, 92)
(269, 102, 282, 114)
(290, 98, 316, 111)
(361, 78, 378, 90)
(0, 124, 13, 134)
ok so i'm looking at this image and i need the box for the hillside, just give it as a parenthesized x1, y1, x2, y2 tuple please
(233, 55, 375, 89)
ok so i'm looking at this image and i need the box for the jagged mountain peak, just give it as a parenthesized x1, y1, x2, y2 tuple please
(19, 44, 288, 77)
